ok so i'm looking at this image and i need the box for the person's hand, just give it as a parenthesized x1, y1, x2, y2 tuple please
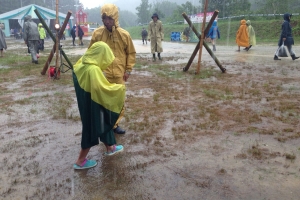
(283, 38, 286, 41)
(123, 72, 130, 82)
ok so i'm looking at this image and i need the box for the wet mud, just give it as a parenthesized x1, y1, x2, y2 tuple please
(0, 38, 300, 199)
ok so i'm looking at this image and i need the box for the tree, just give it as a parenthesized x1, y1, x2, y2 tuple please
(254, 0, 300, 15)
(119, 10, 138, 27)
(200, 0, 251, 18)
(136, 0, 151, 24)
(170, 1, 200, 22)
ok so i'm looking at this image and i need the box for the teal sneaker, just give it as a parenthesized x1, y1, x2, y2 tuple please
(105, 145, 124, 156)
(73, 159, 97, 170)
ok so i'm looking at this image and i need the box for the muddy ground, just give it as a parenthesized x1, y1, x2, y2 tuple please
(0, 37, 300, 200)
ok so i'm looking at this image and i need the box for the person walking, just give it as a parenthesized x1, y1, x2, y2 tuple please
(73, 41, 125, 169)
(274, 13, 299, 60)
(183, 26, 191, 42)
(206, 21, 220, 51)
(0, 27, 7, 57)
(23, 15, 39, 64)
(236, 19, 249, 52)
(141, 27, 148, 45)
(148, 13, 164, 61)
(88, 3, 136, 135)
(70, 25, 76, 46)
(77, 25, 84, 45)
(244, 20, 256, 51)
(38, 23, 46, 51)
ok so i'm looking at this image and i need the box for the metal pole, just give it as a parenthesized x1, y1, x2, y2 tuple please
(196, 0, 209, 74)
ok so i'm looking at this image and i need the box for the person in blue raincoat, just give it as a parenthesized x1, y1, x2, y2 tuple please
(274, 13, 299, 60)
(206, 21, 220, 51)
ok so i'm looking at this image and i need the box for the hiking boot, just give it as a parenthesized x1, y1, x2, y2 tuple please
(291, 54, 299, 60)
(213, 45, 216, 51)
(113, 126, 126, 134)
(274, 55, 281, 60)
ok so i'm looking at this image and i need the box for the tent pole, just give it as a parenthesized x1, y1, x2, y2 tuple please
(55, 0, 59, 73)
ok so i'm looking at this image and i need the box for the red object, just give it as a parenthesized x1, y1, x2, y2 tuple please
(36, 54, 40, 59)
(48, 66, 60, 78)
(76, 8, 87, 25)
(76, 8, 88, 36)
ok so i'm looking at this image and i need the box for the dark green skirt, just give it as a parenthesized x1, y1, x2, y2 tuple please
(73, 73, 118, 149)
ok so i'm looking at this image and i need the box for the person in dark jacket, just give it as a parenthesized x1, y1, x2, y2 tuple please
(141, 27, 148, 45)
(77, 25, 84, 45)
(274, 13, 299, 60)
(70, 25, 76, 46)
(183, 26, 191, 42)
(23, 15, 39, 64)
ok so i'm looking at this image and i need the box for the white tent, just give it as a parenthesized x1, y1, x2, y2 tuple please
(0, 4, 74, 37)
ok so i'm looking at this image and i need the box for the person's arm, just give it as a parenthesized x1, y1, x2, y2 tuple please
(160, 22, 164, 40)
(148, 22, 151, 41)
(281, 22, 288, 41)
(23, 24, 28, 44)
(124, 36, 136, 81)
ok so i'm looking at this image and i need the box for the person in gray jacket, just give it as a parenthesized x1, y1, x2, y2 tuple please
(23, 15, 39, 64)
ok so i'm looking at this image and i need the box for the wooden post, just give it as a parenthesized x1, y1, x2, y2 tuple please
(196, 0, 209, 74)
(34, 9, 73, 75)
(183, 11, 218, 72)
(55, 0, 59, 71)
(182, 12, 226, 73)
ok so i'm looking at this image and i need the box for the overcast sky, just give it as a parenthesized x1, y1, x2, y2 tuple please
(81, 0, 113, 9)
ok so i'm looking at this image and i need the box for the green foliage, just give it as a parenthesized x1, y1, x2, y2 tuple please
(136, 0, 151, 24)
(202, 0, 251, 18)
(254, 0, 300, 15)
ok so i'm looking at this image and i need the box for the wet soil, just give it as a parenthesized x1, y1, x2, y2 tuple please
(0, 38, 300, 199)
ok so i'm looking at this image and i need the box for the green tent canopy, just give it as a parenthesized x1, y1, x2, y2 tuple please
(0, 4, 74, 37)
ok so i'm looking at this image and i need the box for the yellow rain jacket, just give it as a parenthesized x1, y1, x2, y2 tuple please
(88, 4, 136, 80)
(38, 23, 46, 40)
(236, 20, 249, 47)
(148, 19, 164, 53)
(73, 41, 125, 114)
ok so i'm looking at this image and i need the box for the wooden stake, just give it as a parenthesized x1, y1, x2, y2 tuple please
(196, 0, 209, 74)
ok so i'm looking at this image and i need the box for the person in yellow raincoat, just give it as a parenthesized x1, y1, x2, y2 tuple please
(88, 3, 136, 135)
(148, 13, 164, 61)
(73, 41, 126, 170)
(236, 19, 249, 51)
(244, 20, 256, 51)
(38, 23, 46, 51)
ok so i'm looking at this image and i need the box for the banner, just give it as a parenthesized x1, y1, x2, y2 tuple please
(184, 12, 216, 24)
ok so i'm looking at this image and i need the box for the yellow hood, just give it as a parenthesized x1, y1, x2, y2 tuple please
(101, 4, 119, 27)
(73, 41, 125, 113)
